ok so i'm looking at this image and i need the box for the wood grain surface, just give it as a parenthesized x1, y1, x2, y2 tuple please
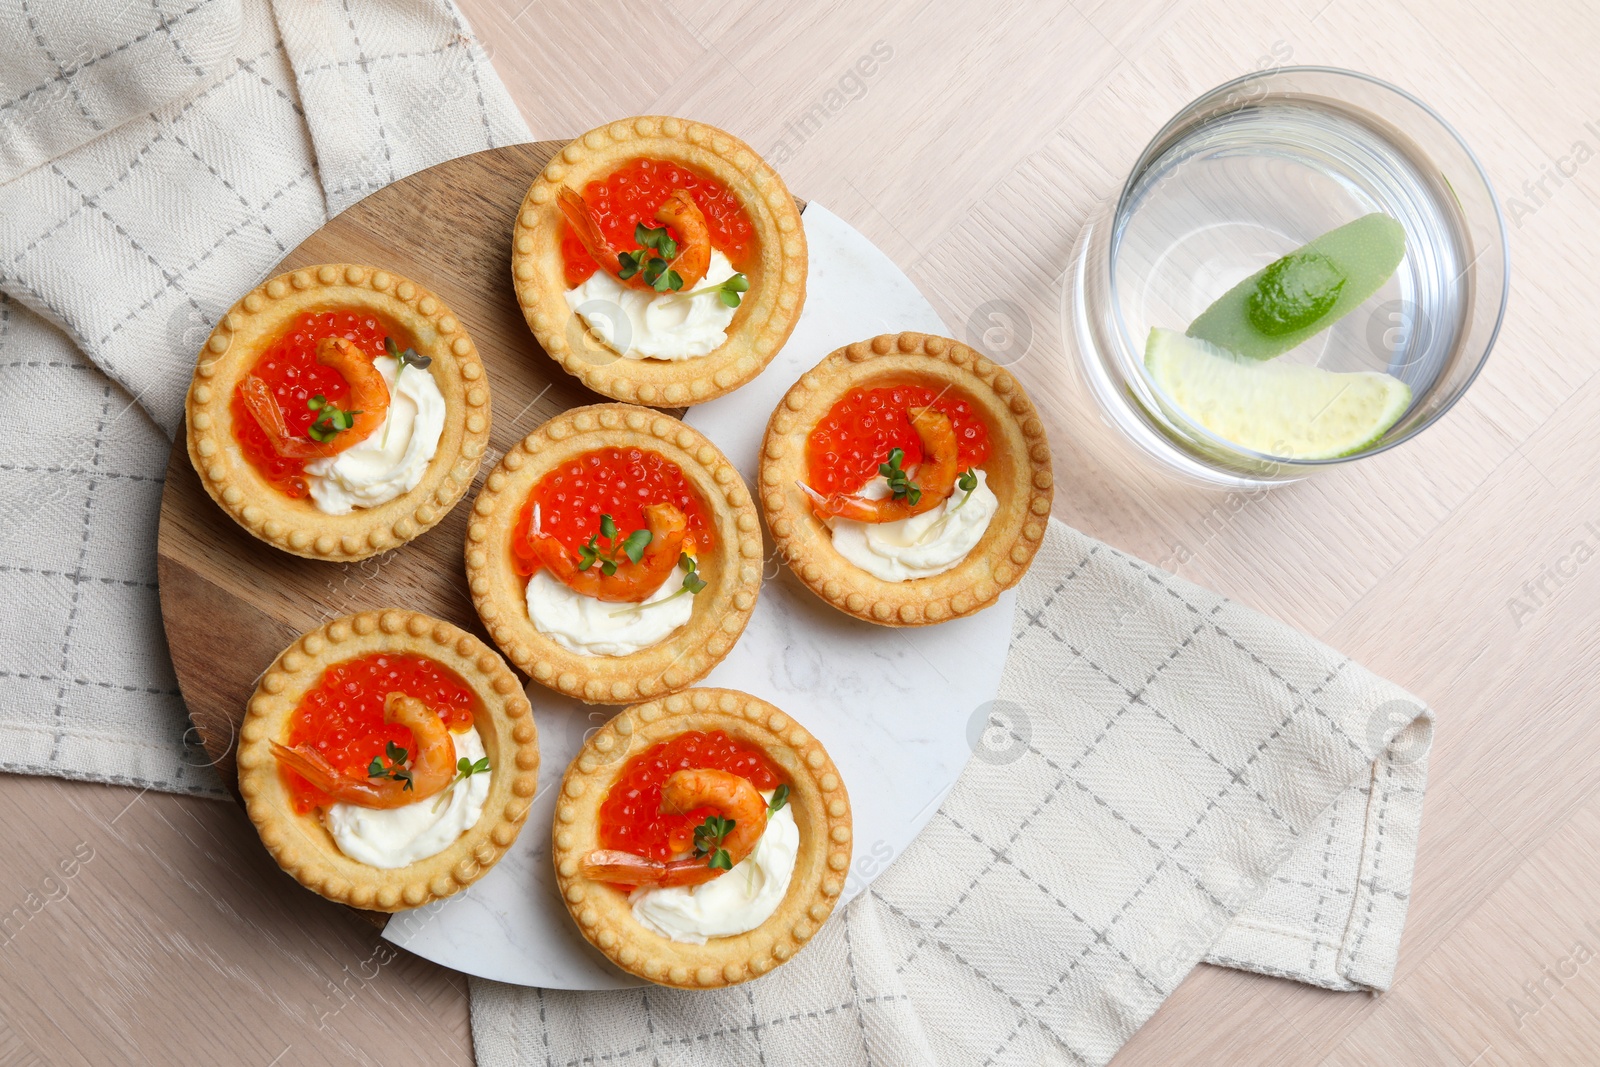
(155, 139, 802, 925)
(155, 141, 575, 798)
(5, 2, 1600, 1065)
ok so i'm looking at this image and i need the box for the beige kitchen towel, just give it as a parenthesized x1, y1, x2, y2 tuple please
(0, 0, 528, 792)
(471, 517, 1431, 1066)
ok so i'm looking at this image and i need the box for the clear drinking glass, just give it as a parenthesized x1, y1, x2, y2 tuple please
(1065, 67, 1509, 488)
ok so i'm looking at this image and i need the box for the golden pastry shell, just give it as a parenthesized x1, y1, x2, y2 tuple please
(511, 116, 807, 407)
(236, 610, 539, 912)
(465, 403, 763, 704)
(759, 332, 1054, 626)
(185, 263, 491, 562)
(551, 688, 852, 988)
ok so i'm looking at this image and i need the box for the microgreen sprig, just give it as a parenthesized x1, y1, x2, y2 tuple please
(956, 468, 978, 499)
(367, 741, 414, 791)
(385, 336, 433, 383)
(306, 394, 361, 443)
(431, 754, 491, 812)
(380, 337, 432, 447)
(618, 224, 684, 293)
(879, 447, 921, 505)
(693, 815, 736, 870)
(767, 784, 789, 817)
(607, 553, 706, 618)
(666, 273, 749, 308)
(576, 514, 653, 575)
(914, 468, 981, 546)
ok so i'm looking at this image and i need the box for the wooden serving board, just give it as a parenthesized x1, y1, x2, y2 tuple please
(155, 141, 803, 919)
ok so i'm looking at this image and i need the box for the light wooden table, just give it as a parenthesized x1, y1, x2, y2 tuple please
(4, 1, 1598, 1063)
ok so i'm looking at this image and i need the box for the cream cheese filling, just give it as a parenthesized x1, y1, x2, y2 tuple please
(828, 468, 999, 582)
(629, 794, 799, 945)
(565, 250, 740, 361)
(323, 725, 489, 869)
(524, 563, 693, 657)
(305, 354, 446, 515)
(521, 505, 693, 656)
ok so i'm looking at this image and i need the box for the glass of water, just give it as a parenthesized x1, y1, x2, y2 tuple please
(1065, 67, 1508, 487)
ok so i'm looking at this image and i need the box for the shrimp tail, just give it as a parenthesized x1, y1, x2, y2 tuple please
(579, 850, 669, 885)
(240, 375, 329, 459)
(269, 740, 386, 805)
(559, 185, 622, 270)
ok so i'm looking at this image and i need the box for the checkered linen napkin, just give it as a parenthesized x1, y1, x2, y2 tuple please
(0, 0, 527, 792)
(471, 518, 1432, 1067)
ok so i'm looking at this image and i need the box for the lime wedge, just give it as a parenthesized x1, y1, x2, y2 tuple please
(1145, 328, 1411, 459)
(1186, 213, 1406, 360)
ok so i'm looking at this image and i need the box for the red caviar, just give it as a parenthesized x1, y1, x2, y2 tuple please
(230, 311, 399, 498)
(807, 384, 991, 495)
(279, 652, 476, 813)
(598, 731, 783, 860)
(561, 157, 755, 287)
(512, 447, 714, 576)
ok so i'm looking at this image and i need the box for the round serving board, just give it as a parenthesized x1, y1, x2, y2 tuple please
(157, 142, 1016, 986)
(160, 141, 573, 796)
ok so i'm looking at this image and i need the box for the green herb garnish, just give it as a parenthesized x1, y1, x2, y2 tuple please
(606, 553, 708, 618)
(678, 553, 708, 595)
(432, 754, 491, 812)
(913, 468, 981, 546)
(618, 224, 684, 293)
(367, 741, 414, 791)
(878, 447, 921, 505)
(306, 394, 361, 443)
(667, 273, 749, 308)
(767, 784, 789, 817)
(380, 337, 432, 447)
(1246, 251, 1347, 337)
(384, 335, 433, 382)
(576, 514, 653, 576)
(693, 814, 735, 870)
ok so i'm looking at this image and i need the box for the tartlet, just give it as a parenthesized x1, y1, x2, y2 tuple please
(552, 688, 851, 988)
(465, 404, 763, 704)
(759, 333, 1053, 626)
(185, 263, 491, 562)
(236, 609, 539, 912)
(511, 116, 806, 406)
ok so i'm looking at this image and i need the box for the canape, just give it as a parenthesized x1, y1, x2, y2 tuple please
(552, 688, 850, 988)
(511, 116, 806, 406)
(760, 333, 1053, 625)
(185, 263, 490, 561)
(466, 404, 762, 704)
(237, 610, 538, 911)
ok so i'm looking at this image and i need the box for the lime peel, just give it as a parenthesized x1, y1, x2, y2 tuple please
(1187, 213, 1406, 360)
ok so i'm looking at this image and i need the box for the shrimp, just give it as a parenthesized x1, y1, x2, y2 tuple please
(650, 190, 711, 291)
(526, 502, 693, 603)
(558, 185, 712, 291)
(803, 407, 960, 524)
(579, 768, 771, 888)
(270, 692, 456, 808)
(240, 336, 390, 459)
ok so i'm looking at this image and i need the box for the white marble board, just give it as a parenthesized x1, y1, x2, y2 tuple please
(384, 205, 1017, 988)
